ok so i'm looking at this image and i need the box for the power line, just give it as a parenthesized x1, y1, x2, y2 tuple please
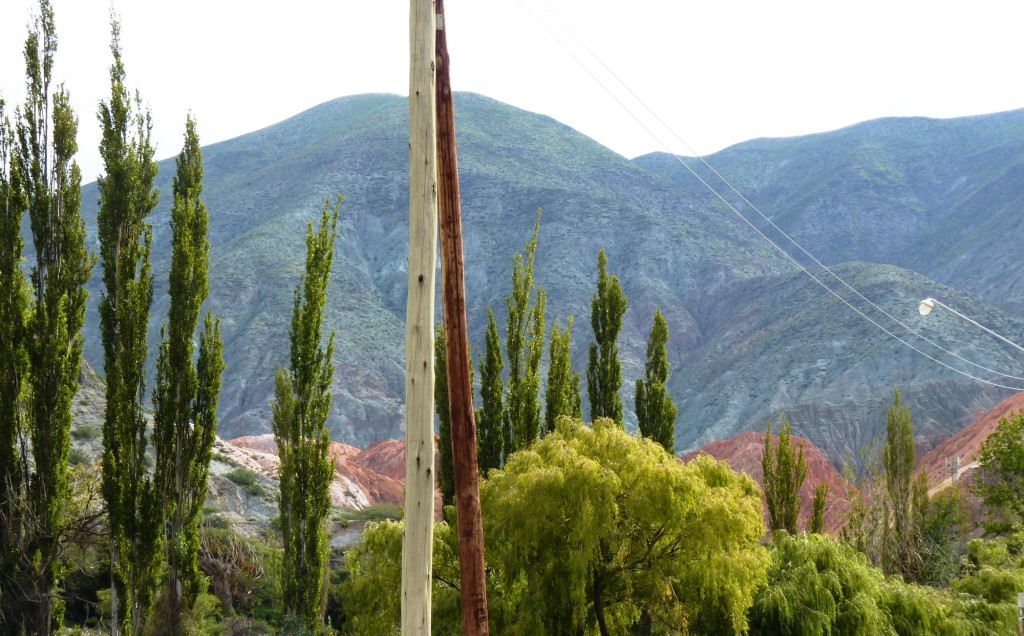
(514, 0, 1024, 391)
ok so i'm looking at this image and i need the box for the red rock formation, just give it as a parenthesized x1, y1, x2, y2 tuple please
(351, 439, 409, 481)
(918, 391, 1024, 492)
(683, 431, 852, 535)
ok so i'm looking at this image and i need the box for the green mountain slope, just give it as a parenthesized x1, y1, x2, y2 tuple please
(635, 109, 1024, 313)
(70, 95, 1024, 461)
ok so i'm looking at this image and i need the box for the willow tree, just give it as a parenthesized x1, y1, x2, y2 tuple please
(504, 211, 545, 454)
(477, 307, 504, 473)
(152, 116, 225, 631)
(544, 316, 581, 434)
(587, 250, 627, 425)
(7, 2, 94, 630)
(97, 20, 161, 634)
(273, 198, 340, 629)
(635, 307, 677, 453)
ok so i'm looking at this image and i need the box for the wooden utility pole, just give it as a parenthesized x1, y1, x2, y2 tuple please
(435, 0, 490, 633)
(402, 0, 437, 633)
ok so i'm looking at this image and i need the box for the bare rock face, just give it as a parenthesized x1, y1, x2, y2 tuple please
(918, 391, 1024, 492)
(683, 431, 852, 535)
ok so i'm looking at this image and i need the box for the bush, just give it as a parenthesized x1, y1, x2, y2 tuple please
(225, 468, 268, 498)
(71, 424, 101, 441)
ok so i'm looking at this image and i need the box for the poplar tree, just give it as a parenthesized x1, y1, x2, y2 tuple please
(504, 211, 545, 454)
(635, 307, 677, 453)
(434, 327, 472, 507)
(762, 414, 807, 534)
(477, 307, 504, 473)
(882, 387, 923, 579)
(0, 97, 30, 635)
(587, 250, 627, 424)
(7, 3, 94, 629)
(544, 316, 581, 434)
(97, 20, 161, 634)
(435, 327, 455, 506)
(809, 483, 829, 534)
(152, 115, 225, 631)
(273, 198, 340, 629)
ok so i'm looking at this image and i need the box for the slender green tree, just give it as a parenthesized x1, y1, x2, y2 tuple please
(882, 387, 924, 579)
(544, 316, 581, 434)
(152, 115, 225, 632)
(435, 327, 455, 507)
(635, 307, 677, 453)
(504, 210, 545, 454)
(96, 19, 161, 634)
(0, 96, 30, 636)
(8, 3, 94, 630)
(477, 307, 504, 473)
(273, 198, 340, 630)
(762, 414, 807, 534)
(809, 483, 829, 534)
(587, 250, 627, 424)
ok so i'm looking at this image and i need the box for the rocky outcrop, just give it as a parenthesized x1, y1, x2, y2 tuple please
(918, 391, 1024, 493)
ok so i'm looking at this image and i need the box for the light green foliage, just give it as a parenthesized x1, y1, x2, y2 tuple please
(152, 115, 225, 631)
(973, 410, 1024, 525)
(544, 315, 581, 434)
(953, 527, 1024, 605)
(477, 307, 504, 474)
(883, 387, 924, 580)
(762, 414, 807, 534)
(343, 419, 768, 635)
(587, 250, 627, 425)
(483, 418, 768, 635)
(273, 198, 340, 630)
(504, 210, 546, 455)
(810, 483, 829, 534)
(96, 19, 161, 634)
(3, 2, 94, 631)
(341, 520, 462, 635)
(635, 307, 677, 452)
(751, 533, 1014, 636)
(749, 533, 892, 635)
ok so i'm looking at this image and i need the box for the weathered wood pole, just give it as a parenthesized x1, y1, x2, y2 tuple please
(435, 0, 490, 633)
(402, 0, 437, 633)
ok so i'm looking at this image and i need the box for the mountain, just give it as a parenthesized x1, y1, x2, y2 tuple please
(71, 94, 1024, 461)
(635, 110, 1024, 314)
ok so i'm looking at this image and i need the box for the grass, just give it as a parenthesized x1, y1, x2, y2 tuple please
(225, 467, 269, 498)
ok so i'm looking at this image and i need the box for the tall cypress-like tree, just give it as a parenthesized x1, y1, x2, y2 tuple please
(882, 387, 923, 579)
(587, 250, 627, 424)
(544, 316, 581, 434)
(0, 97, 30, 636)
(435, 327, 455, 507)
(477, 307, 504, 473)
(635, 307, 677, 453)
(273, 198, 340, 629)
(809, 483, 829, 534)
(762, 414, 807, 534)
(504, 211, 545, 454)
(9, 3, 94, 630)
(152, 115, 225, 631)
(97, 20, 161, 635)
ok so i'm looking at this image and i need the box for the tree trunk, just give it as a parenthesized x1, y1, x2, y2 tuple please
(593, 572, 609, 636)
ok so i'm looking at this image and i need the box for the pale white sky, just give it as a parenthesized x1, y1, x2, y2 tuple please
(2, 0, 1024, 181)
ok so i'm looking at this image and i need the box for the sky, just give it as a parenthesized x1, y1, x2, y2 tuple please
(3, 0, 1024, 181)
